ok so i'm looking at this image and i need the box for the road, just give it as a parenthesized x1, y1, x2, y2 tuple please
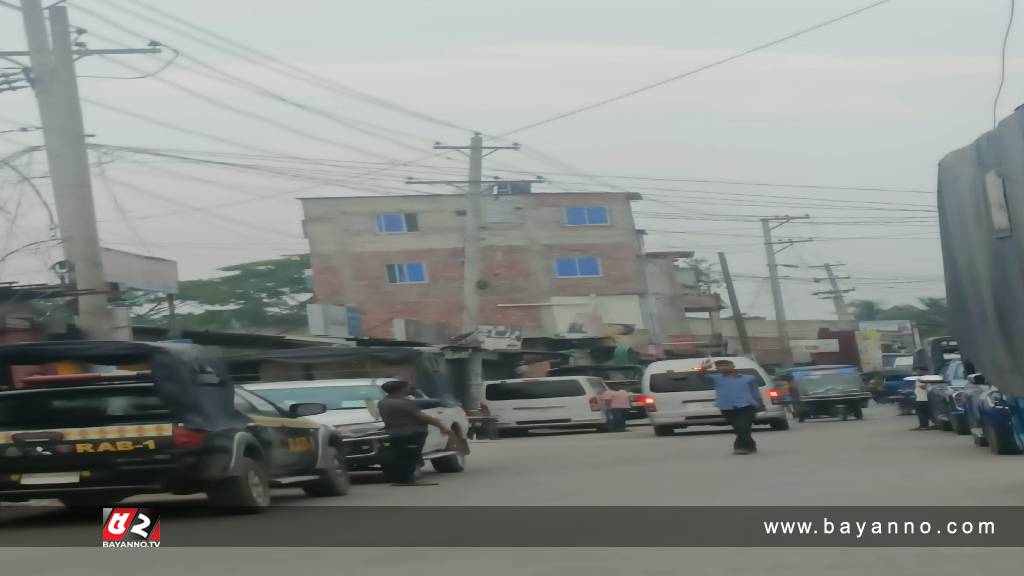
(2, 406, 1022, 574)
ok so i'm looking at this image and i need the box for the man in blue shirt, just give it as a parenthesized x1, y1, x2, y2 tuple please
(703, 359, 764, 455)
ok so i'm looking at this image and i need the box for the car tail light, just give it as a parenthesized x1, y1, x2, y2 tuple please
(479, 403, 490, 415)
(768, 389, 782, 405)
(639, 395, 656, 412)
(589, 396, 601, 411)
(172, 425, 206, 449)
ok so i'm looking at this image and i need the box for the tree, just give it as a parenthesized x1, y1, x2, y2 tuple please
(848, 297, 949, 338)
(131, 255, 312, 332)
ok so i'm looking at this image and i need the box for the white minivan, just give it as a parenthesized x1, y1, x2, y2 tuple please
(641, 356, 789, 436)
(481, 376, 608, 435)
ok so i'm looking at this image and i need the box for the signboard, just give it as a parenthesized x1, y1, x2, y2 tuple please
(858, 320, 913, 333)
(307, 304, 363, 338)
(855, 330, 884, 372)
(101, 248, 178, 294)
(476, 325, 523, 350)
(790, 339, 841, 354)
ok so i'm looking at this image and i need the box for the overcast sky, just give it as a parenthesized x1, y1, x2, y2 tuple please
(0, 0, 1019, 320)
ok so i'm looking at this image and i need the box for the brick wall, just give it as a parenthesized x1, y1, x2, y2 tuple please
(305, 193, 649, 339)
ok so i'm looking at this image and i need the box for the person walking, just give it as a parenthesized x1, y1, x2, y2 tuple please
(912, 374, 940, 430)
(377, 380, 450, 486)
(601, 383, 632, 432)
(704, 359, 764, 455)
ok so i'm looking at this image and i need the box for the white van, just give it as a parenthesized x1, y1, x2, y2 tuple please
(641, 357, 789, 436)
(481, 376, 608, 434)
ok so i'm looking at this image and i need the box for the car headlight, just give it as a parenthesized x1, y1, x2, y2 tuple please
(336, 423, 385, 436)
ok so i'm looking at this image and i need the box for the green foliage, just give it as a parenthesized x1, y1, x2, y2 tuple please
(130, 255, 312, 332)
(849, 297, 949, 338)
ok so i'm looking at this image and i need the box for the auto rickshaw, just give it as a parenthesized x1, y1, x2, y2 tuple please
(776, 365, 872, 422)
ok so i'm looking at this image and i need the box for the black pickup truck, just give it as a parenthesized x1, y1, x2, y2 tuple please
(0, 341, 349, 512)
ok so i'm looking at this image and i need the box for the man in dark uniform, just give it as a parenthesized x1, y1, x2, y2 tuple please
(378, 380, 450, 486)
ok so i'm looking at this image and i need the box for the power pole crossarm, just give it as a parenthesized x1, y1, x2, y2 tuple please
(811, 263, 854, 321)
(406, 134, 527, 410)
(760, 215, 812, 367)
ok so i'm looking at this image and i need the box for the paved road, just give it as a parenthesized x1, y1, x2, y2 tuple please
(2, 406, 1022, 573)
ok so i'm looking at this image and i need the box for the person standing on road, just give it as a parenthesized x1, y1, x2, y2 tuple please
(704, 359, 764, 455)
(378, 380, 450, 486)
(912, 373, 939, 430)
(601, 383, 631, 432)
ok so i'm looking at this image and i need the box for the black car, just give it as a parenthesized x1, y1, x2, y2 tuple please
(0, 341, 349, 512)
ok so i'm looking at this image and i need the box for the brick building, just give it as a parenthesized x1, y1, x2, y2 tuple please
(301, 191, 691, 343)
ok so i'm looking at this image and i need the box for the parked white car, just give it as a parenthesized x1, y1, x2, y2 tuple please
(243, 378, 470, 473)
(481, 376, 609, 435)
(641, 356, 789, 436)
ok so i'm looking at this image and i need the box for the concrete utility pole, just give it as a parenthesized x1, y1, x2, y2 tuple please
(6, 1, 159, 339)
(760, 215, 812, 367)
(718, 252, 751, 356)
(812, 263, 854, 322)
(407, 135, 537, 408)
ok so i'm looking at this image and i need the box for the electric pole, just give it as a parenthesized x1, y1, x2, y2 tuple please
(760, 215, 812, 367)
(718, 251, 751, 356)
(407, 134, 540, 408)
(812, 263, 854, 322)
(4, 0, 159, 339)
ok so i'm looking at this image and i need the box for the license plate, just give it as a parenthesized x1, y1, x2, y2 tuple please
(20, 472, 80, 485)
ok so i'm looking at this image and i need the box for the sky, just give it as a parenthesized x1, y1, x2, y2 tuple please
(0, 0, 1019, 320)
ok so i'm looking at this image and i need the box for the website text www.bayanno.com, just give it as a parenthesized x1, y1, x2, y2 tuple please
(764, 517, 996, 540)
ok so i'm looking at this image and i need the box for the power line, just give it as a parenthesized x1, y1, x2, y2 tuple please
(994, 0, 1016, 128)
(69, 3, 437, 157)
(102, 0, 474, 135)
(490, 168, 932, 195)
(501, 0, 897, 136)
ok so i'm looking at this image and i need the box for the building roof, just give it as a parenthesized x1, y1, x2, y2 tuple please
(299, 191, 644, 202)
(644, 250, 696, 259)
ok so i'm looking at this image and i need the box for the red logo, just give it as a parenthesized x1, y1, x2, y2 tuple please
(101, 508, 161, 548)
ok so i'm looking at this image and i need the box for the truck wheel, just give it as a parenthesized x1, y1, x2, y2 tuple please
(207, 456, 271, 512)
(653, 425, 675, 436)
(952, 414, 970, 436)
(988, 422, 1023, 455)
(432, 436, 467, 473)
(304, 446, 350, 497)
(770, 418, 790, 431)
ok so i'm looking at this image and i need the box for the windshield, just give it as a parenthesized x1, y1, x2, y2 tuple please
(253, 385, 384, 410)
(0, 385, 172, 429)
(789, 370, 865, 395)
(649, 369, 765, 393)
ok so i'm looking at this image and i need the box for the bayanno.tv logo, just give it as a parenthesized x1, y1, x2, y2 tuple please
(101, 508, 161, 548)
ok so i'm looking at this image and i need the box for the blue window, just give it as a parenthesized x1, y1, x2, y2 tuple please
(554, 256, 602, 278)
(564, 206, 609, 226)
(386, 263, 427, 284)
(376, 213, 419, 233)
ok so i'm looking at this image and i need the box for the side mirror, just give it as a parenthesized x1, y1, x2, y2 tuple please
(412, 398, 443, 410)
(289, 402, 327, 418)
(968, 373, 986, 385)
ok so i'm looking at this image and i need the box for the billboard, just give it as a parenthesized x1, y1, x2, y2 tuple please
(307, 304, 363, 338)
(101, 248, 178, 294)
